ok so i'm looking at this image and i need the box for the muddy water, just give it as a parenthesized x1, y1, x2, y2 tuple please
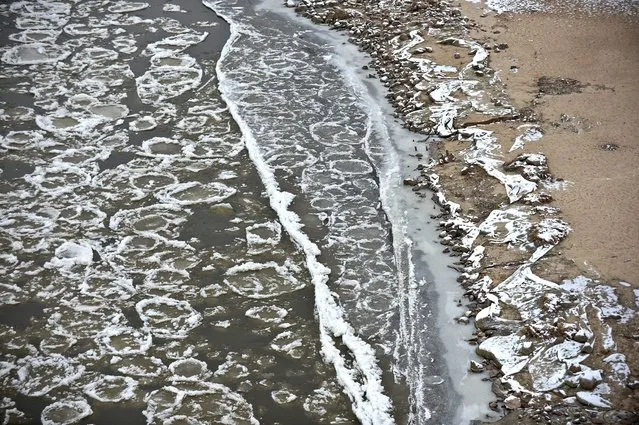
(0, 1, 356, 423)
(0, 1, 493, 424)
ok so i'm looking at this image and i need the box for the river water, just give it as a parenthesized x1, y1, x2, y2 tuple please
(0, 1, 492, 424)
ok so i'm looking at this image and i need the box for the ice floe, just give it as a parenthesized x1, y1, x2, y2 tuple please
(2, 43, 71, 65)
(13, 356, 84, 396)
(48, 241, 93, 269)
(136, 297, 202, 339)
(224, 261, 305, 299)
(245, 305, 288, 323)
(143, 383, 259, 425)
(136, 55, 203, 105)
(107, 2, 150, 14)
(83, 375, 138, 402)
(41, 399, 92, 425)
(98, 326, 153, 355)
(154, 181, 236, 205)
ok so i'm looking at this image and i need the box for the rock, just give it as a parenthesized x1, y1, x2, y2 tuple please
(581, 343, 593, 354)
(519, 341, 534, 355)
(576, 391, 612, 409)
(504, 395, 521, 410)
(579, 377, 600, 391)
(476, 335, 530, 376)
(403, 178, 420, 186)
(602, 410, 639, 424)
(528, 218, 571, 246)
(572, 329, 590, 343)
(568, 363, 582, 373)
(491, 380, 508, 398)
(469, 360, 484, 373)
(457, 316, 470, 325)
(579, 370, 603, 390)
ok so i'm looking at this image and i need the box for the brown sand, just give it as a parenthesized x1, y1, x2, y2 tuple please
(461, 3, 639, 285)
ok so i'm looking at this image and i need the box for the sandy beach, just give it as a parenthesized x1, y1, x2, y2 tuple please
(462, 0, 639, 286)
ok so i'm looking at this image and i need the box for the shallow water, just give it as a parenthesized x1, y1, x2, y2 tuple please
(0, 0, 492, 424)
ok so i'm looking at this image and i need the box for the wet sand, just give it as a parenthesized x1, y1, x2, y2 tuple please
(462, 2, 639, 285)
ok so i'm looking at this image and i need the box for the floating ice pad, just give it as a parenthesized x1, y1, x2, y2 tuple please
(129, 116, 157, 131)
(136, 58, 203, 105)
(169, 358, 210, 380)
(144, 383, 259, 425)
(98, 326, 152, 355)
(72, 47, 119, 65)
(41, 399, 92, 425)
(272, 389, 298, 404)
(156, 181, 236, 205)
(141, 137, 184, 156)
(9, 29, 61, 43)
(270, 330, 305, 359)
(49, 241, 93, 269)
(329, 159, 373, 175)
(136, 297, 202, 339)
(83, 375, 138, 402)
(245, 305, 288, 323)
(2, 43, 70, 65)
(145, 32, 209, 58)
(246, 221, 282, 255)
(107, 2, 150, 13)
(224, 262, 305, 299)
(89, 104, 128, 120)
(14, 356, 84, 397)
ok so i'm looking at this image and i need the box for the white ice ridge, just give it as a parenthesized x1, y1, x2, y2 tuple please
(207, 2, 394, 423)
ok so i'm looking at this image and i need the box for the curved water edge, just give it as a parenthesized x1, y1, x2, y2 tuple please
(206, 0, 494, 423)
(206, 2, 395, 424)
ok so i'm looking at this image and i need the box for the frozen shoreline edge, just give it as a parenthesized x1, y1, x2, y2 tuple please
(282, 0, 638, 424)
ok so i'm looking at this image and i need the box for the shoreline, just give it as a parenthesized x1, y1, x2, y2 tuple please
(287, 0, 638, 423)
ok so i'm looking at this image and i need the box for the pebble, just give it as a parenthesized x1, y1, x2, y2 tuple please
(469, 360, 484, 373)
